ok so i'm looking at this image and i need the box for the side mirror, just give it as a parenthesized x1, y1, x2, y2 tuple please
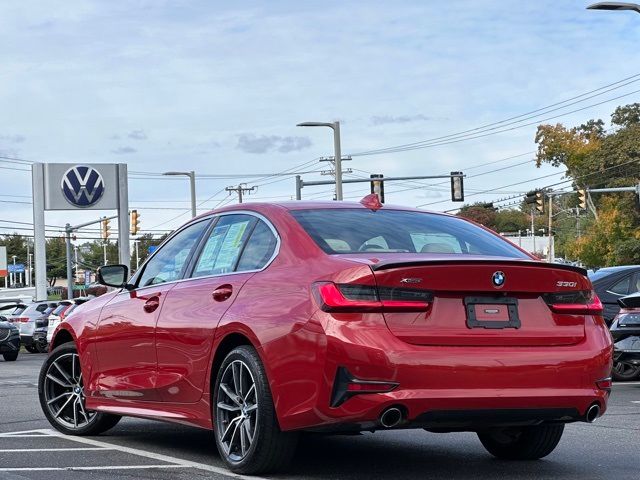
(97, 265, 133, 290)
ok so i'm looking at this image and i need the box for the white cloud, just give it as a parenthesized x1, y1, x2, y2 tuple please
(0, 0, 638, 228)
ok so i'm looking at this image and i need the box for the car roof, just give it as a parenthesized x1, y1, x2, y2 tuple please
(190, 201, 451, 223)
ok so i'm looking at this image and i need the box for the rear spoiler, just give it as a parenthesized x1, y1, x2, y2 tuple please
(371, 259, 588, 277)
(618, 293, 640, 309)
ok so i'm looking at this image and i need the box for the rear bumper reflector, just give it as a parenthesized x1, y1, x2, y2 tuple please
(330, 367, 399, 407)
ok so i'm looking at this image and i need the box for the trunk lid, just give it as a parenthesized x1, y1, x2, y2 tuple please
(368, 257, 592, 347)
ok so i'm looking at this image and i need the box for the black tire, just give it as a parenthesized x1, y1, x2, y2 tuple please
(35, 341, 48, 354)
(478, 424, 564, 460)
(38, 342, 121, 436)
(3, 351, 18, 362)
(612, 361, 640, 381)
(25, 344, 39, 354)
(213, 345, 298, 474)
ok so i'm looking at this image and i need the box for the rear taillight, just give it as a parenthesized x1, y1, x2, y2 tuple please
(615, 312, 640, 327)
(543, 290, 603, 315)
(313, 282, 432, 313)
(16, 317, 29, 323)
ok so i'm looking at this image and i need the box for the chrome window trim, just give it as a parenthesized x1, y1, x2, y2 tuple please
(122, 210, 280, 295)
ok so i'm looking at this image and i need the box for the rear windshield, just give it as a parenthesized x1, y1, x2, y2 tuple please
(291, 209, 529, 258)
(52, 304, 70, 316)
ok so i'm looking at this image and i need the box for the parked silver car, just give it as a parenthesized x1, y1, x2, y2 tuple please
(15, 302, 58, 353)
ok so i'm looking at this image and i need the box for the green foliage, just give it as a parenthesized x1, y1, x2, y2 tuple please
(0, 233, 29, 266)
(534, 103, 640, 267)
(45, 237, 67, 285)
(457, 204, 535, 234)
(611, 103, 640, 129)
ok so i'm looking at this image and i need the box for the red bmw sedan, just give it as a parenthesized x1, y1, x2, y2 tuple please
(39, 197, 613, 474)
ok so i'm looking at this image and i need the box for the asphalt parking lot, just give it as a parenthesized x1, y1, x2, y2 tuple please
(1, 354, 639, 480)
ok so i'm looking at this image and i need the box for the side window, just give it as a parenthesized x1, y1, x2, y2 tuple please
(193, 215, 255, 277)
(237, 220, 277, 272)
(138, 220, 209, 287)
(630, 273, 640, 294)
(609, 276, 631, 295)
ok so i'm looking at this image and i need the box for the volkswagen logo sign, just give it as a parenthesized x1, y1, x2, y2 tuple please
(61, 165, 105, 208)
(492, 271, 506, 288)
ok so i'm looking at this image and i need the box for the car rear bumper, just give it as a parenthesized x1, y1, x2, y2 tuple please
(614, 350, 640, 365)
(265, 313, 613, 432)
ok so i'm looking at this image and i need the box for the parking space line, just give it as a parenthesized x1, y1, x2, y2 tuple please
(1, 465, 187, 472)
(37, 428, 269, 480)
(0, 447, 112, 452)
(0, 429, 53, 437)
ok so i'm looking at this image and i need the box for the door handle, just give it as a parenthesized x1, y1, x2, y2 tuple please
(143, 297, 160, 313)
(212, 285, 233, 302)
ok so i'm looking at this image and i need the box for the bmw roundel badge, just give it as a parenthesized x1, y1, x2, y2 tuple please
(492, 271, 505, 288)
(61, 165, 105, 208)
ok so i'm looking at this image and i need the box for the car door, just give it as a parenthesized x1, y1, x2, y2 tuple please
(93, 219, 211, 402)
(156, 214, 279, 402)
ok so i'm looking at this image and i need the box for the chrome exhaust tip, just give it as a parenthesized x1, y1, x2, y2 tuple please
(585, 404, 600, 423)
(379, 407, 403, 428)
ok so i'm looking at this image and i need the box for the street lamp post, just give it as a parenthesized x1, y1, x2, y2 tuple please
(163, 171, 197, 217)
(11, 255, 16, 287)
(587, 2, 640, 13)
(296, 121, 343, 200)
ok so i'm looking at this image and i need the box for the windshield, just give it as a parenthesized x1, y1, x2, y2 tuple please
(291, 209, 529, 258)
(52, 304, 70, 316)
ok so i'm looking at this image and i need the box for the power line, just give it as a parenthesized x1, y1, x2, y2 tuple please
(350, 73, 640, 156)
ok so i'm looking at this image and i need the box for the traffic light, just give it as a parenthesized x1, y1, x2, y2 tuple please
(130, 210, 141, 235)
(450, 171, 464, 202)
(535, 191, 545, 214)
(524, 191, 537, 205)
(101, 218, 111, 240)
(577, 189, 587, 209)
(370, 174, 385, 203)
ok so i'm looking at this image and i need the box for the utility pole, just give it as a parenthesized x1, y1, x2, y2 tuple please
(134, 240, 140, 270)
(531, 206, 536, 253)
(26, 241, 30, 287)
(547, 194, 553, 262)
(74, 245, 79, 280)
(226, 184, 256, 204)
(65, 224, 73, 300)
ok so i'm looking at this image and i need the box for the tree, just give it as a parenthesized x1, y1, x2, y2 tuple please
(494, 209, 530, 233)
(457, 203, 497, 229)
(45, 237, 67, 286)
(534, 103, 640, 266)
(0, 233, 28, 266)
(611, 103, 640, 129)
(565, 197, 638, 268)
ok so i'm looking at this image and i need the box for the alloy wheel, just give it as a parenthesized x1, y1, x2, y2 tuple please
(43, 353, 96, 429)
(216, 359, 259, 462)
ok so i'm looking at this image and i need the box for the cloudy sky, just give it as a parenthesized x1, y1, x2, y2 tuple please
(1, 0, 639, 238)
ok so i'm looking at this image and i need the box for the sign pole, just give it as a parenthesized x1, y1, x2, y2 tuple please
(31, 163, 48, 301)
(65, 224, 74, 300)
(117, 164, 130, 269)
